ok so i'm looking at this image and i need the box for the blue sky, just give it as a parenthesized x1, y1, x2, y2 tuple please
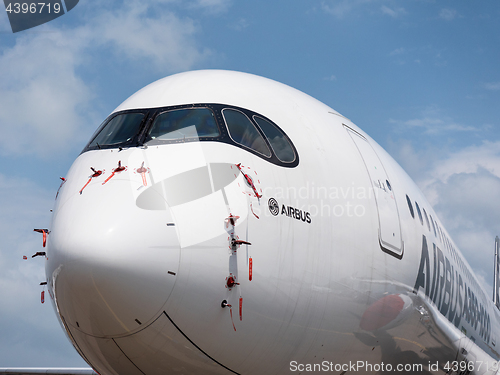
(0, 0, 499, 368)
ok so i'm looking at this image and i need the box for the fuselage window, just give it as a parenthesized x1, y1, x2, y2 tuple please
(430, 215, 437, 237)
(422, 208, 431, 231)
(146, 108, 219, 144)
(223, 109, 271, 157)
(415, 201, 423, 226)
(88, 112, 146, 149)
(437, 225, 444, 244)
(253, 116, 295, 162)
(406, 195, 415, 219)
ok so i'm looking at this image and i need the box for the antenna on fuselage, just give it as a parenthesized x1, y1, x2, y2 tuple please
(494, 236, 500, 309)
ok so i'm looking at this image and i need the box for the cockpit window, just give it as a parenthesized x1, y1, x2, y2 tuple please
(253, 116, 295, 163)
(146, 108, 219, 144)
(81, 103, 299, 168)
(88, 112, 146, 149)
(222, 109, 271, 157)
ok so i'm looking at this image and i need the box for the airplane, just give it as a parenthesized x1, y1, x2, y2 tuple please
(2, 70, 499, 375)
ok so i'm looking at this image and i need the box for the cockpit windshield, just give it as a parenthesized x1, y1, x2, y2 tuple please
(222, 109, 271, 157)
(145, 108, 219, 144)
(82, 103, 299, 168)
(88, 112, 146, 149)
(253, 116, 295, 162)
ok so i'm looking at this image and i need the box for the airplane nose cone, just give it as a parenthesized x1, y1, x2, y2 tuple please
(47, 177, 180, 338)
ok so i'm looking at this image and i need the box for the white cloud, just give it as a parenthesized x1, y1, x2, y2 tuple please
(194, 0, 229, 5)
(483, 82, 500, 91)
(0, 29, 93, 158)
(389, 47, 406, 56)
(388, 46, 447, 66)
(388, 47, 409, 65)
(402, 117, 475, 133)
(425, 141, 500, 185)
(229, 18, 249, 31)
(0, 7, 10, 32)
(426, 167, 500, 295)
(392, 140, 500, 296)
(321, 0, 373, 18)
(390, 106, 477, 135)
(91, 3, 212, 71)
(324, 74, 337, 81)
(189, 0, 232, 12)
(321, 1, 407, 19)
(428, 167, 500, 227)
(389, 140, 435, 184)
(439, 8, 458, 21)
(381, 5, 406, 18)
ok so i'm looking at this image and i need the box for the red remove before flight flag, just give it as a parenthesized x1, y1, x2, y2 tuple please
(239, 297, 243, 321)
(249, 257, 253, 281)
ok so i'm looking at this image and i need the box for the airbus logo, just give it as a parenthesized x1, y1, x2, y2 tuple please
(268, 197, 311, 224)
(268, 198, 279, 216)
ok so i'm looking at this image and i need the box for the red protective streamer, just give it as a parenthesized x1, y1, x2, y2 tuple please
(229, 307, 236, 331)
(33, 229, 48, 248)
(250, 202, 260, 219)
(103, 161, 126, 185)
(239, 297, 243, 321)
(80, 179, 92, 194)
(249, 257, 253, 281)
(80, 168, 103, 194)
(236, 163, 262, 198)
(41, 290, 45, 304)
(136, 162, 148, 186)
(55, 177, 66, 200)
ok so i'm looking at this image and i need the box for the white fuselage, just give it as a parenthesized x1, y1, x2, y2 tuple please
(45, 70, 500, 375)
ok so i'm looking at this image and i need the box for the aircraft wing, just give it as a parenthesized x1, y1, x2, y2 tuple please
(0, 369, 98, 375)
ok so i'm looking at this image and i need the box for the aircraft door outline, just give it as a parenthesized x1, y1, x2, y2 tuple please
(345, 126, 404, 258)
